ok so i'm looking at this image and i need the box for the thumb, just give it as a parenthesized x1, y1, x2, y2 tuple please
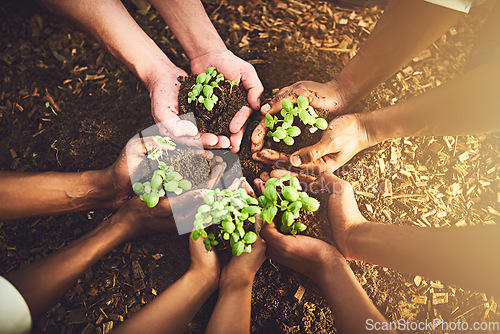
(241, 66, 264, 110)
(289, 140, 329, 167)
(260, 86, 294, 116)
(260, 222, 285, 245)
(159, 115, 199, 138)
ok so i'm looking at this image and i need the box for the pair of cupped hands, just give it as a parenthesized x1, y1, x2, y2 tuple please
(105, 132, 369, 285)
(150, 49, 376, 168)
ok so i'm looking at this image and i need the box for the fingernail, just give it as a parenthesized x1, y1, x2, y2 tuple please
(290, 155, 302, 166)
(261, 104, 270, 113)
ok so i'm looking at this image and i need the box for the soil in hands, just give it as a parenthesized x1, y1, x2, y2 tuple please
(268, 107, 332, 156)
(178, 75, 248, 138)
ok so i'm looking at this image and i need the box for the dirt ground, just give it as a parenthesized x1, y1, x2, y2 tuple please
(1, 0, 499, 333)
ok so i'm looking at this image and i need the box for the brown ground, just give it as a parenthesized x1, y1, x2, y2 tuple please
(1, 0, 499, 333)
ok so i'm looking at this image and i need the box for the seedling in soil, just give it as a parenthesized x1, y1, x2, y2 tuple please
(45, 101, 57, 115)
(192, 188, 261, 256)
(258, 175, 320, 235)
(133, 136, 192, 208)
(187, 67, 225, 111)
(266, 96, 328, 146)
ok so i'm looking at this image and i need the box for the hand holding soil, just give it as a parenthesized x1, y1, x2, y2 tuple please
(190, 50, 264, 152)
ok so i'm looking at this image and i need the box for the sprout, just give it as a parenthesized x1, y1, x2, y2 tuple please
(258, 175, 320, 235)
(188, 67, 238, 111)
(191, 187, 261, 256)
(266, 96, 328, 146)
(134, 136, 192, 208)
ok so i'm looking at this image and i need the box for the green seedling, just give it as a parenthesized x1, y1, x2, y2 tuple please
(266, 96, 328, 145)
(133, 136, 192, 208)
(192, 187, 261, 256)
(29, 152, 39, 167)
(187, 67, 225, 111)
(45, 101, 57, 115)
(258, 175, 320, 235)
(229, 80, 237, 94)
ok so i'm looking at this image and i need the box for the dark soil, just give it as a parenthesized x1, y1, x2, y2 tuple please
(178, 74, 248, 138)
(1, 1, 499, 334)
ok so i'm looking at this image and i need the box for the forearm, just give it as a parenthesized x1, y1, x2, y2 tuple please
(315, 260, 394, 334)
(37, 0, 176, 88)
(0, 170, 114, 220)
(336, 0, 462, 104)
(149, 0, 227, 60)
(115, 269, 217, 334)
(347, 223, 500, 296)
(364, 58, 500, 143)
(205, 276, 254, 334)
(5, 216, 132, 319)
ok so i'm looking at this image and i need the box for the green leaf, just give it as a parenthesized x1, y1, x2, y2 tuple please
(286, 126, 301, 137)
(232, 241, 245, 256)
(301, 197, 320, 212)
(268, 205, 278, 223)
(265, 113, 275, 130)
(196, 73, 207, 84)
(222, 221, 235, 233)
(204, 98, 215, 111)
(201, 230, 208, 238)
(167, 172, 183, 181)
(297, 96, 309, 110)
(309, 126, 319, 133)
(280, 224, 291, 234)
(243, 205, 260, 216)
(204, 191, 215, 205)
(198, 204, 211, 213)
(178, 179, 192, 190)
(192, 230, 202, 241)
(164, 180, 178, 192)
(231, 198, 245, 208)
(290, 176, 302, 190)
(198, 95, 205, 103)
(206, 67, 216, 76)
(145, 194, 159, 208)
(258, 195, 268, 208)
(287, 201, 302, 212)
(282, 211, 294, 226)
(280, 200, 289, 211)
(151, 174, 163, 190)
(203, 85, 213, 97)
(316, 118, 328, 130)
(246, 197, 258, 205)
(265, 178, 279, 188)
(144, 184, 152, 194)
(294, 222, 307, 232)
(205, 244, 212, 251)
(264, 185, 278, 202)
(273, 127, 286, 139)
(281, 98, 293, 112)
(132, 182, 144, 194)
(244, 245, 252, 253)
(223, 233, 230, 240)
(299, 109, 309, 124)
(282, 186, 299, 202)
(237, 226, 245, 239)
(283, 136, 294, 146)
(243, 231, 258, 244)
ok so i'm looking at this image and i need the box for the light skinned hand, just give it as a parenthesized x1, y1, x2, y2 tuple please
(191, 49, 264, 152)
(252, 113, 376, 174)
(251, 80, 351, 153)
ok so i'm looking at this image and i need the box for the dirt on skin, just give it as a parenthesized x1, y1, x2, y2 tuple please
(178, 74, 248, 138)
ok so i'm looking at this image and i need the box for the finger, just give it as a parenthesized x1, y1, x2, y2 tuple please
(260, 85, 296, 115)
(253, 178, 266, 195)
(260, 222, 285, 245)
(137, 136, 176, 155)
(259, 171, 270, 182)
(207, 158, 227, 190)
(251, 152, 277, 166)
(227, 177, 242, 191)
(230, 105, 253, 134)
(216, 135, 231, 149)
(200, 133, 219, 147)
(259, 149, 291, 168)
(241, 66, 264, 110)
(193, 149, 214, 160)
(229, 123, 246, 153)
(251, 117, 267, 152)
(158, 116, 199, 137)
(241, 178, 256, 198)
(289, 141, 329, 167)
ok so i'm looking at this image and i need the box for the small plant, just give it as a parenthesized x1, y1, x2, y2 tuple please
(265, 96, 328, 145)
(45, 101, 57, 115)
(29, 152, 39, 167)
(192, 188, 261, 256)
(133, 136, 192, 208)
(258, 175, 320, 235)
(187, 67, 225, 111)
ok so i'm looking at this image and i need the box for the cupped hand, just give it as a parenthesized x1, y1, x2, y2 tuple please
(189, 230, 220, 283)
(251, 80, 351, 153)
(252, 113, 376, 174)
(191, 49, 264, 152)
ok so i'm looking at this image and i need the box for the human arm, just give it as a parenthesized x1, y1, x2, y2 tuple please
(205, 223, 266, 334)
(114, 232, 219, 334)
(147, 0, 263, 151)
(4, 189, 203, 320)
(307, 172, 500, 297)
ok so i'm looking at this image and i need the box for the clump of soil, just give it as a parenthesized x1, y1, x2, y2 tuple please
(178, 75, 249, 138)
(267, 108, 332, 155)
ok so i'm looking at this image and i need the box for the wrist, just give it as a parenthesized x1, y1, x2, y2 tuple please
(187, 267, 219, 293)
(219, 268, 255, 291)
(77, 170, 117, 211)
(326, 78, 358, 113)
(313, 256, 351, 286)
